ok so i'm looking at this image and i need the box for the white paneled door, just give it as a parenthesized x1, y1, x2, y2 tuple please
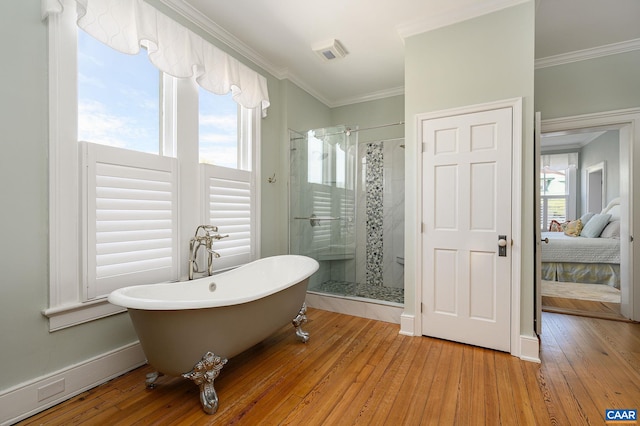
(421, 106, 513, 352)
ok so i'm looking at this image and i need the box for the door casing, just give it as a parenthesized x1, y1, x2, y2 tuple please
(540, 108, 640, 321)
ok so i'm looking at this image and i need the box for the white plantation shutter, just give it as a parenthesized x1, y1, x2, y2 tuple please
(311, 185, 332, 249)
(202, 165, 255, 271)
(83, 142, 178, 299)
(340, 190, 355, 233)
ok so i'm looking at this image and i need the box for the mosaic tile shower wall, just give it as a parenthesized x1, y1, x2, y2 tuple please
(365, 142, 384, 286)
(289, 127, 405, 303)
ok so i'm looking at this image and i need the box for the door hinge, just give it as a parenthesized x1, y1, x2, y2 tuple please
(422, 142, 428, 153)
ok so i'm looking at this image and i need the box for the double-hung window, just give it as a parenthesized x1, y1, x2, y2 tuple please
(199, 89, 260, 271)
(44, 0, 265, 330)
(78, 30, 179, 300)
(540, 153, 578, 230)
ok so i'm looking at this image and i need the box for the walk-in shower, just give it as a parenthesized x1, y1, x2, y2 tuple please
(289, 125, 405, 305)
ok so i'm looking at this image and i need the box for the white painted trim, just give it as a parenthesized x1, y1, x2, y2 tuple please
(330, 86, 405, 108)
(397, 0, 529, 40)
(157, 0, 286, 80)
(0, 343, 145, 426)
(510, 98, 524, 358)
(305, 294, 403, 325)
(519, 335, 541, 363)
(585, 161, 607, 212)
(399, 313, 416, 336)
(413, 98, 523, 357)
(47, 0, 84, 325)
(42, 300, 126, 332)
(535, 38, 640, 69)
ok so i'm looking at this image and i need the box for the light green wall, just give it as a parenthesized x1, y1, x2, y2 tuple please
(404, 2, 536, 336)
(535, 51, 640, 119)
(331, 95, 405, 143)
(282, 81, 331, 133)
(0, 0, 141, 389)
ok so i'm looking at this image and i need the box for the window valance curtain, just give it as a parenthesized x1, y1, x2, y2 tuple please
(541, 152, 578, 171)
(42, 0, 270, 115)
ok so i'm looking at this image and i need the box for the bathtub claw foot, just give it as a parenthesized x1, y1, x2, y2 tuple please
(292, 303, 310, 343)
(145, 371, 163, 389)
(182, 352, 227, 414)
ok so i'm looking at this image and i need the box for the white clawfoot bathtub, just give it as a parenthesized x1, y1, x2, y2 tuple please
(108, 255, 319, 414)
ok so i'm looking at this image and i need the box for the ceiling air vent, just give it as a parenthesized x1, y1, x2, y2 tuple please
(313, 39, 348, 62)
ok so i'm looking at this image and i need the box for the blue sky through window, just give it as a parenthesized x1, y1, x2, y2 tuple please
(78, 30, 240, 165)
(199, 88, 238, 168)
(77, 30, 160, 154)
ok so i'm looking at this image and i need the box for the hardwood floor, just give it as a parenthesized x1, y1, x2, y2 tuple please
(542, 295, 629, 322)
(17, 308, 640, 425)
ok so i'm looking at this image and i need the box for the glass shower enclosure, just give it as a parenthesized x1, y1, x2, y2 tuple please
(289, 125, 405, 305)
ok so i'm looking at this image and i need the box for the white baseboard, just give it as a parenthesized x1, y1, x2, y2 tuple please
(305, 293, 403, 324)
(393, 312, 541, 363)
(0, 342, 146, 426)
(399, 313, 416, 336)
(518, 334, 541, 363)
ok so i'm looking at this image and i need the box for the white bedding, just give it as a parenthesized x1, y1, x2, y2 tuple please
(541, 232, 620, 264)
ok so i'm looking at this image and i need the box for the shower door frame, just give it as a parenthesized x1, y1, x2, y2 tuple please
(288, 126, 358, 290)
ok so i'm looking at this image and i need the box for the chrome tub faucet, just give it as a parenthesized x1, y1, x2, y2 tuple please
(189, 225, 229, 280)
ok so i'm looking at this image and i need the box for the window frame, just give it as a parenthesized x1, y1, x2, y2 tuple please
(539, 153, 578, 231)
(44, 1, 261, 331)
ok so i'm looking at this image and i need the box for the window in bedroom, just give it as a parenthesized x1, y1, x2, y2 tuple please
(540, 152, 578, 230)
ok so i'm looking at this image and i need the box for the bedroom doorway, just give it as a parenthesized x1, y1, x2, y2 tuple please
(539, 130, 623, 320)
(536, 109, 640, 325)
(586, 162, 605, 213)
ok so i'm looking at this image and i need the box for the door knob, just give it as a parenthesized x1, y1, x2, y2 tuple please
(498, 235, 507, 257)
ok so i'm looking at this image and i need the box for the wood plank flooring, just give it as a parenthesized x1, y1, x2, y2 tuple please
(17, 308, 640, 425)
(542, 295, 629, 322)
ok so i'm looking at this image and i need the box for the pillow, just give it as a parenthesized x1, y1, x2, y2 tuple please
(600, 220, 620, 239)
(563, 219, 583, 237)
(580, 213, 612, 238)
(549, 220, 563, 232)
(579, 212, 596, 226)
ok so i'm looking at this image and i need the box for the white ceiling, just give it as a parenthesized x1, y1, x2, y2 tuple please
(163, 0, 640, 107)
(541, 131, 606, 150)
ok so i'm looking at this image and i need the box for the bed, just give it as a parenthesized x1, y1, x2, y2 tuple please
(541, 198, 621, 288)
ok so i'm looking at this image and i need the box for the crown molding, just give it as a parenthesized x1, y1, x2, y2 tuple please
(156, 0, 288, 79)
(281, 71, 333, 107)
(330, 86, 405, 108)
(155, 1, 404, 108)
(535, 38, 640, 69)
(396, 0, 529, 40)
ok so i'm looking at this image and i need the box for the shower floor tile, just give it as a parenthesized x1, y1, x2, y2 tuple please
(310, 280, 404, 304)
